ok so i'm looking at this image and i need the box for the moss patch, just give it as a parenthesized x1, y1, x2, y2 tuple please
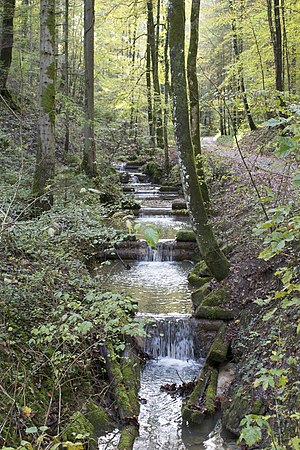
(118, 424, 139, 450)
(182, 363, 219, 425)
(188, 274, 212, 288)
(207, 324, 229, 363)
(63, 411, 94, 442)
(201, 286, 230, 308)
(191, 283, 212, 309)
(194, 305, 234, 320)
(176, 230, 197, 241)
(86, 402, 115, 436)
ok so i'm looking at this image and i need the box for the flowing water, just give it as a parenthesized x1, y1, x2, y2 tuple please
(98, 167, 239, 449)
(96, 261, 193, 314)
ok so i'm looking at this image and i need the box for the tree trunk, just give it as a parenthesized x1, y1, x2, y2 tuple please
(163, 16, 170, 173)
(33, 0, 56, 209)
(187, 0, 210, 209)
(168, 0, 230, 281)
(0, 0, 16, 97)
(230, 0, 256, 131)
(146, 14, 155, 147)
(82, 0, 97, 177)
(267, 0, 284, 93)
(63, 0, 70, 156)
(147, 0, 164, 148)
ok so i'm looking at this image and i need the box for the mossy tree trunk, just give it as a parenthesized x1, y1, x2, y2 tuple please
(230, 0, 257, 131)
(82, 0, 97, 177)
(0, 0, 16, 98)
(168, 0, 230, 281)
(163, 17, 170, 173)
(147, 0, 164, 149)
(187, 0, 210, 210)
(32, 0, 56, 209)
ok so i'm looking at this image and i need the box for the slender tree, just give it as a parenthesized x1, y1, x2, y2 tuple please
(0, 0, 16, 98)
(163, 14, 170, 173)
(267, 0, 284, 93)
(147, 0, 164, 148)
(169, 0, 230, 281)
(32, 0, 56, 209)
(230, 0, 256, 131)
(63, 0, 70, 156)
(187, 0, 210, 209)
(146, 14, 155, 147)
(82, 0, 97, 177)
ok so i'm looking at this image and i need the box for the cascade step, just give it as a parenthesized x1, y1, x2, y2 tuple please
(97, 239, 198, 261)
(142, 314, 199, 360)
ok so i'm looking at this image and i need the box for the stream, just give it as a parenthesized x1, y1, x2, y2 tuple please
(98, 166, 239, 449)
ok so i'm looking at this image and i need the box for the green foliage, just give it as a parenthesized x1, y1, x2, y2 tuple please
(144, 226, 160, 248)
(0, 166, 144, 447)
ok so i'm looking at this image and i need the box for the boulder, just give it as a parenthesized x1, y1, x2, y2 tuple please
(207, 324, 229, 363)
(194, 306, 235, 321)
(176, 230, 196, 242)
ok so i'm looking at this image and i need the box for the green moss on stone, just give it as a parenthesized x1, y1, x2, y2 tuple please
(176, 230, 197, 241)
(202, 286, 230, 308)
(193, 260, 211, 277)
(221, 388, 250, 435)
(205, 368, 218, 414)
(194, 306, 234, 320)
(172, 200, 187, 210)
(86, 402, 115, 436)
(118, 424, 138, 450)
(188, 274, 212, 288)
(191, 283, 212, 309)
(63, 411, 94, 442)
(207, 324, 229, 363)
(182, 364, 218, 425)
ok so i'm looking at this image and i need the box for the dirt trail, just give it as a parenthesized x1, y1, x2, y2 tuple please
(202, 136, 294, 181)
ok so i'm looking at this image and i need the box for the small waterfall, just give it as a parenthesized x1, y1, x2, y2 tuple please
(143, 240, 175, 262)
(144, 315, 196, 360)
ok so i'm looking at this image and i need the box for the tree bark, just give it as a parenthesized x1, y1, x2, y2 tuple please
(267, 0, 284, 93)
(0, 0, 16, 97)
(230, 0, 256, 131)
(168, 0, 230, 281)
(82, 0, 97, 177)
(163, 16, 170, 173)
(33, 0, 56, 209)
(147, 0, 164, 148)
(187, 0, 210, 209)
(146, 14, 155, 147)
(63, 0, 70, 156)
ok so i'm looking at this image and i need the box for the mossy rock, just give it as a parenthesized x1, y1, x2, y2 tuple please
(205, 367, 219, 414)
(172, 209, 189, 216)
(159, 185, 178, 192)
(176, 230, 197, 242)
(201, 286, 230, 308)
(182, 364, 218, 425)
(207, 324, 229, 363)
(63, 411, 94, 443)
(188, 274, 212, 288)
(118, 424, 139, 450)
(86, 402, 115, 436)
(172, 200, 187, 210)
(221, 388, 250, 435)
(123, 186, 135, 193)
(194, 306, 234, 320)
(191, 260, 211, 277)
(191, 283, 212, 309)
(222, 389, 267, 436)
